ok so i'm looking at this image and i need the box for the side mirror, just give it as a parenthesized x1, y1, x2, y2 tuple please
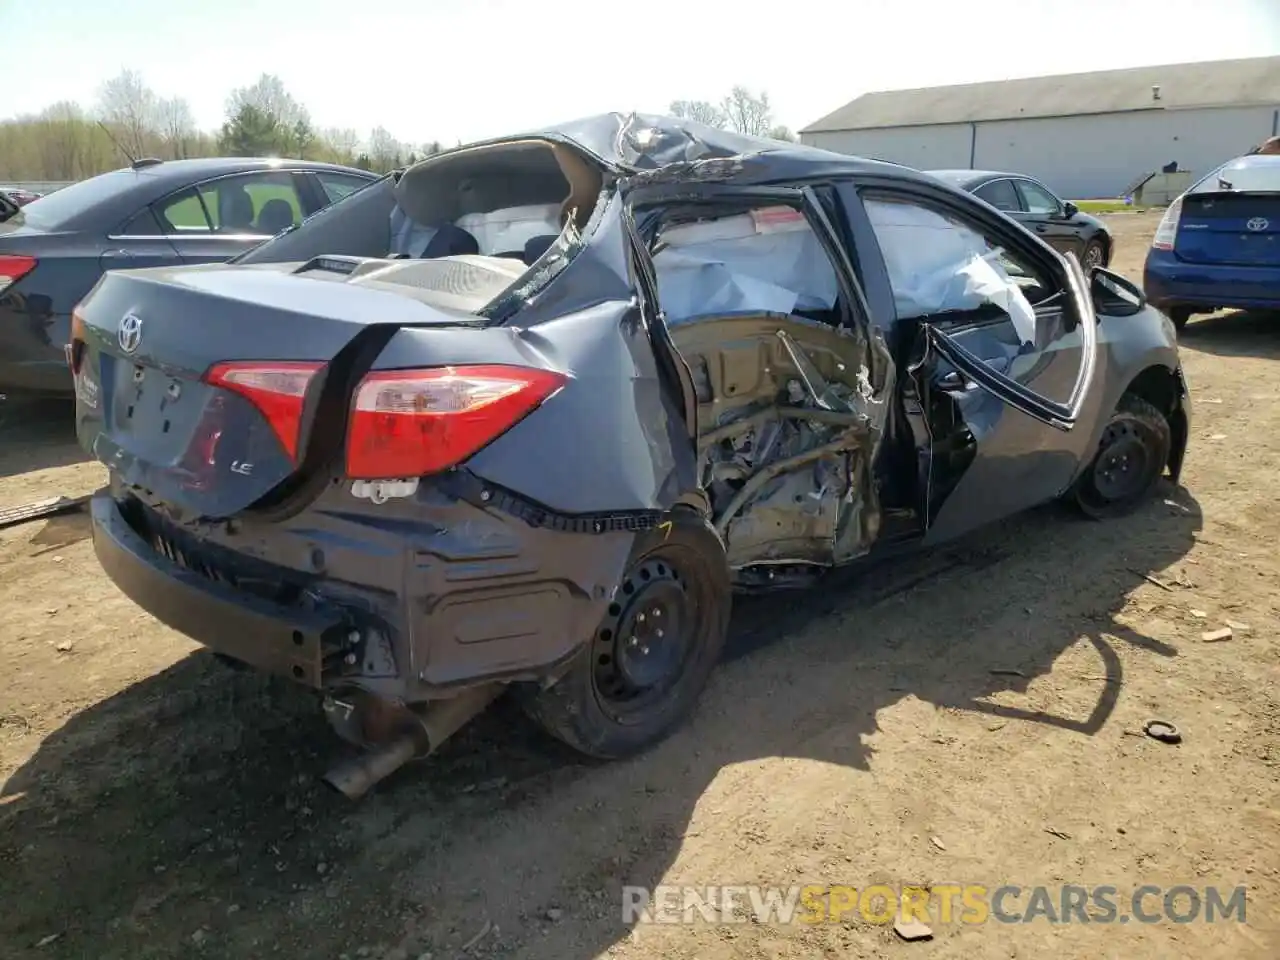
(1062, 201, 1079, 218)
(1090, 266, 1145, 316)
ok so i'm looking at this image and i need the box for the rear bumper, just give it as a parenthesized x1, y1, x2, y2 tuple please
(90, 493, 346, 686)
(0, 358, 71, 396)
(0, 304, 73, 396)
(1144, 249, 1280, 312)
(90, 477, 637, 700)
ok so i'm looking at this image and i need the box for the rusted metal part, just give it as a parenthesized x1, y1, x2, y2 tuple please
(321, 682, 504, 799)
(0, 495, 91, 530)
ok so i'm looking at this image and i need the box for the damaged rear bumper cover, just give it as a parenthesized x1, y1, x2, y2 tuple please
(90, 493, 344, 686)
(89, 483, 637, 698)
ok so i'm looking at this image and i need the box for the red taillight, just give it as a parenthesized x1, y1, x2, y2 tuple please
(345, 364, 566, 480)
(1151, 197, 1182, 251)
(204, 361, 324, 462)
(0, 254, 36, 295)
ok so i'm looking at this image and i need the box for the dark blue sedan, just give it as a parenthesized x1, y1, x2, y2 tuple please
(1143, 153, 1280, 332)
(0, 157, 378, 397)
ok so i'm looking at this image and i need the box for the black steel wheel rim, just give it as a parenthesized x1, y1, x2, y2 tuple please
(592, 556, 697, 723)
(1092, 420, 1150, 501)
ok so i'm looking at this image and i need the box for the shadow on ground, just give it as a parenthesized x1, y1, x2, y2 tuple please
(1178, 309, 1280, 361)
(0, 486, 1202, 959)
(0, 398, 84, 479)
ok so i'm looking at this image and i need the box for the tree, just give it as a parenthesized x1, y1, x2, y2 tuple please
(225, 73, 309, 129)
(219, 104, 282, 156)
(97, 69, 158, 159)
(668, 100, 726, 128)
(321, 127, 360, 164)
(720, 86, 774, 137)
(367, 126, 400, 173)
(156, 97, 196, 159)
(768, 124, 797, 142)
(291, 118, 316, 159)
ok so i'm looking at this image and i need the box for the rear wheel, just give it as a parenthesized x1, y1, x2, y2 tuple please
(1071, 393, 1171, 520)
(1168, 306, 1193, 332)
(519, 509, 731, 759)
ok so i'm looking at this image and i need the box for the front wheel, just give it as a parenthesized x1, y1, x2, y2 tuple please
(1083, 239, 1107, 271)
(1071, 394, 1171, 520)
(1168, 306, 1193, 332)
(518, 509, 731, 759)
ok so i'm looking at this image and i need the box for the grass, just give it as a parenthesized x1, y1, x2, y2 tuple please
(1075, 199, 1155, 214)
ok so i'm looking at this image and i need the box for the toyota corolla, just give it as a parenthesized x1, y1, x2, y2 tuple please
(71, 114, 1191, 797)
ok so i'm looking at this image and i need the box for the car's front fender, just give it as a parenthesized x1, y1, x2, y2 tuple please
(1071, 304, 1190, 487)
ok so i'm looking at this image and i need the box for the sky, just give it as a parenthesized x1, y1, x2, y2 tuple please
(1, 0, 1278, 148)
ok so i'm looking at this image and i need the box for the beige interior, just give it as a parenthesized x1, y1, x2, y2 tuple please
(392, 139, 604, 233)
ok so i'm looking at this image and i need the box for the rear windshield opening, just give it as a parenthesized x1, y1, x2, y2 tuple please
(1193, 155, 1280, 194)
(234, 139, 606, 314)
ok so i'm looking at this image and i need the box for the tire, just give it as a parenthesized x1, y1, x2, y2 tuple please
(1083, 239, 1107, 271)
(1168, 306, 1193, 332)
(519, 508, 731, 759)
(1071, 393, 1171, 520)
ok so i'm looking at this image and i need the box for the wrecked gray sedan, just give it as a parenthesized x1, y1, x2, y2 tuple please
(70, 114, 1190, 797)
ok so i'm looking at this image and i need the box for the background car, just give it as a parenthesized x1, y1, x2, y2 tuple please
(1143, 152, 1280, 332)
(926, 168, 1113, 271)
(1, 187, 43, 206)
(0, 157, 378, 397)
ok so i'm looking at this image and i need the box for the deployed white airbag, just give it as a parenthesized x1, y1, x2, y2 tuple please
(654, 206, 840, 323)
(864, 199, 1037, 345)
(454, 203, 562, 256)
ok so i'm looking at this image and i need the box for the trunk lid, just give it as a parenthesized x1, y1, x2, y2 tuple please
(75, 259, 490, 519)
(1174, 192, 1280, 266)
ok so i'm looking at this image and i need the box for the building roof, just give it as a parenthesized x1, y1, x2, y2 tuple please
(801, 55, 1280, 134)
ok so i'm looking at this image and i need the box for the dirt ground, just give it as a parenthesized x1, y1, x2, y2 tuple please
(1, 210, 1278, 959)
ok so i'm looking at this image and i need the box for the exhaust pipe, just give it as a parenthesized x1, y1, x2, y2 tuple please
(322, 683, 503, 800)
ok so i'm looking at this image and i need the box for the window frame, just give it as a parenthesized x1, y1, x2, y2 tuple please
(109, 169, 311, 242)
(1013, 177, 1063, 216)
(625, 180, 874, 338)
(858, 190, 1059, 331)
(851, 179, 1097, 431)
(973, 177, 1023, 213)
(315, 170, 377, 205)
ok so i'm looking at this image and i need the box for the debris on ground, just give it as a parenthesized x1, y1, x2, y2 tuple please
(929, 836, 946, 851)
(460, 919, 493, 952)
(893, 916, 934, 942)
(1143, 720, 1183, 744)
(1201, 627, 1233, 643)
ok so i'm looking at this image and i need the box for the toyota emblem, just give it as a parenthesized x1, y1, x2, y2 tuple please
(118, 313, 143, 354)
(1246, 217, 1269, 232)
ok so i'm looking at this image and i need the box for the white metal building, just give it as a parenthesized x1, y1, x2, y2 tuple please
(799, 56, 1280, 200)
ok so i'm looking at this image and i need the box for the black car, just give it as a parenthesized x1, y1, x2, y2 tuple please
(926, 169, 1113, 271)
(0, 157, 378, 397)
(73, 114, 1190, 797)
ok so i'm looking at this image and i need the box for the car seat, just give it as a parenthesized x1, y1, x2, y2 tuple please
(523, 234, 557, 265)
(419, 223, 480, 258)
(219, 184, 256, 233)
(256, 198, 295, 235)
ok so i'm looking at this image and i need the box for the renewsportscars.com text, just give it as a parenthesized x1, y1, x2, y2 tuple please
(622, 884, 1248, 926)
